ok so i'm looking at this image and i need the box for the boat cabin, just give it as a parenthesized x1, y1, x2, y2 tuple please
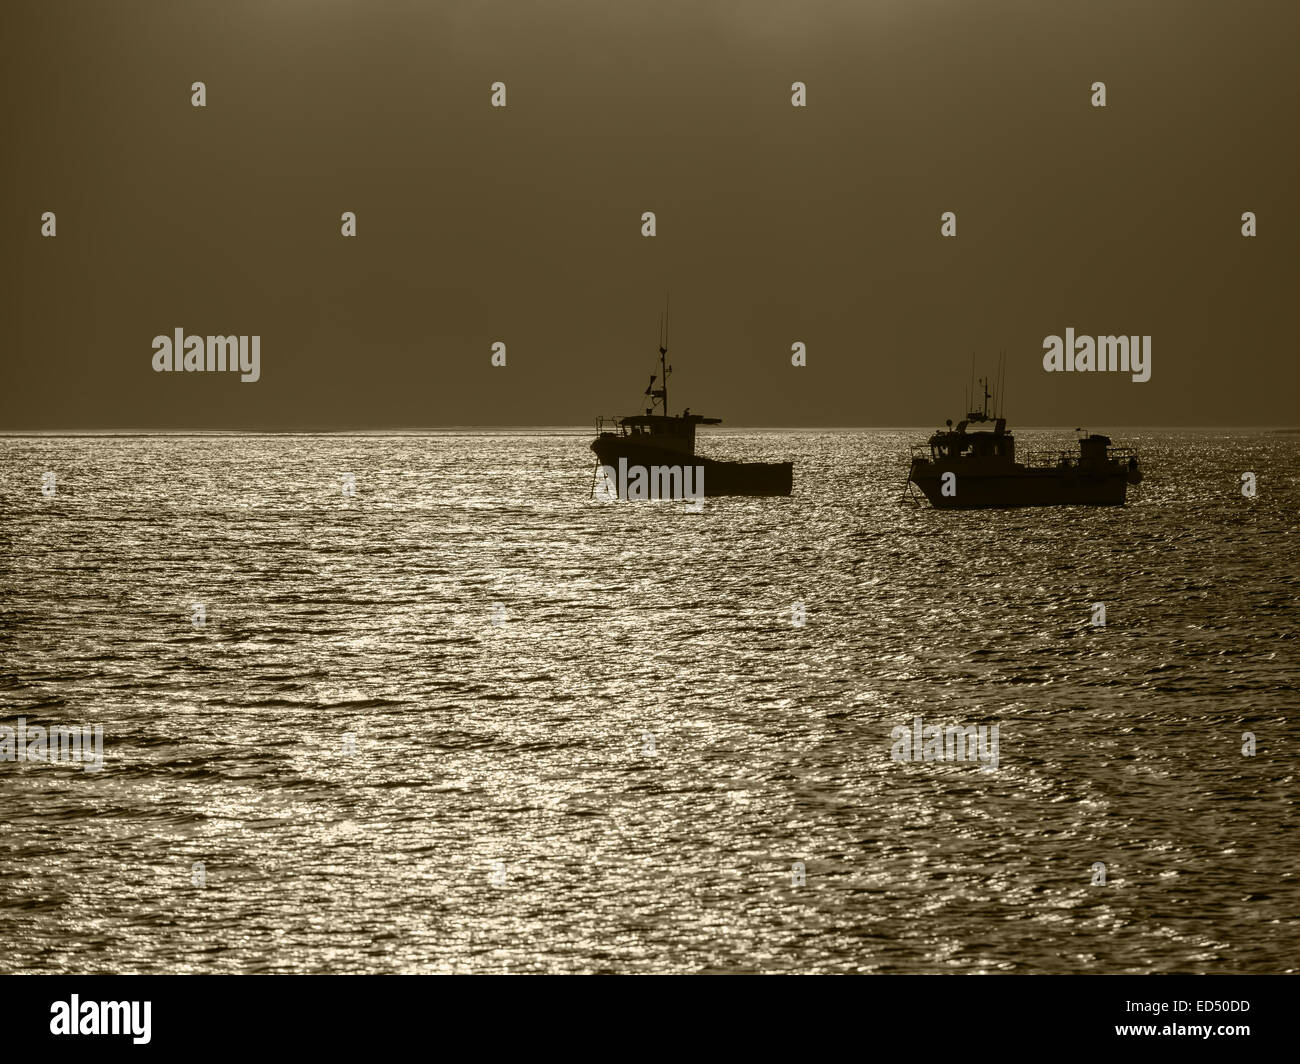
(926, 418, 1015, 463)
(597, 412, 722, 456)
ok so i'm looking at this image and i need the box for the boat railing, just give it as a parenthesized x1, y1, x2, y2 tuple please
(1021, 446, 1139, 468)
(1020, 449, 1080, 469)
(595, 416, 624, 436)
(911, 438, 1139, 467)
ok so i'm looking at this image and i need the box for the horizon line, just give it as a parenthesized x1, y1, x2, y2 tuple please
(2, 424, 1298, 437)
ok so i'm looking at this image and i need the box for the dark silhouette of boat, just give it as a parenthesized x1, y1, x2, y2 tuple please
(907, 376, 1142, 509)
(590, 312, 793, 497)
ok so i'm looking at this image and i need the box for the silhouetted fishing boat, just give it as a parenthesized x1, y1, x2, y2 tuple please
(907, 374, 1142, 509)
(591, 310, 793, 497)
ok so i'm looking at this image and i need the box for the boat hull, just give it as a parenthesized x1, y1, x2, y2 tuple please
(591, 438, 793, 497)
(909, 466, 1130, 508)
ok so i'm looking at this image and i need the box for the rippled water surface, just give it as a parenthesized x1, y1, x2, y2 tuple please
(1, 430, 1296, 973)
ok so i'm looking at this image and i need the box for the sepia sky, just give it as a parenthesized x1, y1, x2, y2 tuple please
(2, 0, 1297, 430)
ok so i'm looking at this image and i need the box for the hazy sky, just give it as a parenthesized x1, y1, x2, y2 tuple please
(3, 0, 1297, 429)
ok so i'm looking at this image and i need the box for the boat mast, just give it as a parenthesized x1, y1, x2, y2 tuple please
(996, 349, 1006, 419)
(642, 295, 673, 417)
(658, 294, 670, 416)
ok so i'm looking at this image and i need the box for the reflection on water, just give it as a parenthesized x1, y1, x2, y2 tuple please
(0, 430, 1296, 973)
